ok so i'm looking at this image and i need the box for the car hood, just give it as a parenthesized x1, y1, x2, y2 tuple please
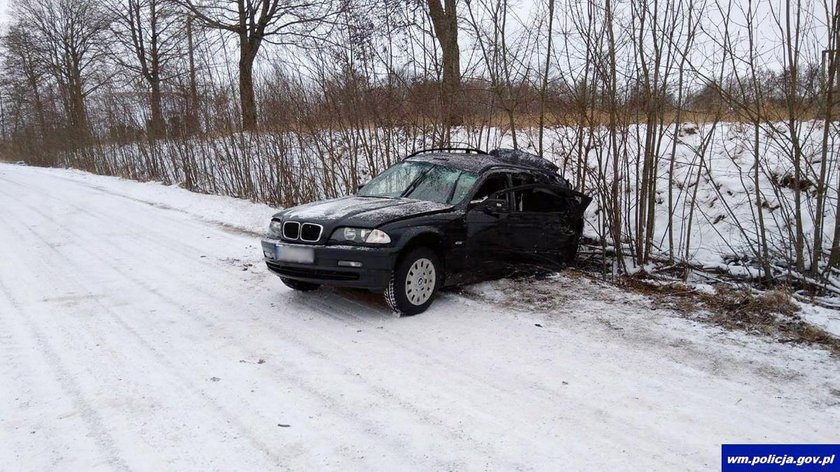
(274, 196, 452, 229)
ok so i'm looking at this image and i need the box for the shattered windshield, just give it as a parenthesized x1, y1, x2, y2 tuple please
(359, 161, 478, 205)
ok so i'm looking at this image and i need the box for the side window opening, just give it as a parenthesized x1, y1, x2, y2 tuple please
(472, 173, 510, 201)
(511, 173, 536, 187)
(512, 187, 569, 213)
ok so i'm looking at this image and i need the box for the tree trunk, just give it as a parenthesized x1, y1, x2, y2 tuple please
(754, 120, 771, 281)
(239, 43, 258, 131)
(818, 1, 840, 270)
(149, 80, 165, 138)
(605, 0, 624, 272)
(427, 0, 461, 136)
(147, 0, 165, 139)
(68, 68, 89, 144)
(538, 0, 555, 157)
(186, 17, 200, 135)
(783, 0, 806, 271)
(828, 45, 840, 267)
(27, 74, 47, 141)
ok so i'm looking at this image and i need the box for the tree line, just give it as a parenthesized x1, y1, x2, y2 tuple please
(1, 0, 840, 287)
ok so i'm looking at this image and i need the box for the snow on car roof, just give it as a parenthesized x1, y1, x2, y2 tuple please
(407, 148, 559, 175)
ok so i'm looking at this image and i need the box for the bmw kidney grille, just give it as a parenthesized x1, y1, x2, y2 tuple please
(282, 221, 322, 242)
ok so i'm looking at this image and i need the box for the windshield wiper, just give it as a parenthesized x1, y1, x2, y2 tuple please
(446, 172, 466, 204)
(399, 166, 434, 199)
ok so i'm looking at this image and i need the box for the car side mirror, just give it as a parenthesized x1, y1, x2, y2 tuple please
(474, 198, 507, 214)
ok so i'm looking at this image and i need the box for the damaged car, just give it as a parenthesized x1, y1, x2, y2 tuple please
(261, 148, 591, 315)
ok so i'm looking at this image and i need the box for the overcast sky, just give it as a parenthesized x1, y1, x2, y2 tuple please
(0, 0, 828, 76)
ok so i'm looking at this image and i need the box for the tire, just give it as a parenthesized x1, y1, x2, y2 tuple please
(281, 277, 320, 292)
(384, 247, 440, 316)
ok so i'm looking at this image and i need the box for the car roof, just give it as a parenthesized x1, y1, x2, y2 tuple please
(406, 152, 506, 173)
(405, 148, 560, 176)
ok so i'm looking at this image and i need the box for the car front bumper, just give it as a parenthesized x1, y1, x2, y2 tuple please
(261, 238, 397, 291)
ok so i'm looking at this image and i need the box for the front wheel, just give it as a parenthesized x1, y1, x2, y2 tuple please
(281, 277, 320, 291)
(384, 248, 440, 316)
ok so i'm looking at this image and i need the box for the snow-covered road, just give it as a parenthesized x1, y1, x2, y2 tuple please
(1, 163, 838, 471)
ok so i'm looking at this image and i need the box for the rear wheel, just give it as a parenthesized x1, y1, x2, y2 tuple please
(281, 277, 320, 291)
(384, 248, 440, 316)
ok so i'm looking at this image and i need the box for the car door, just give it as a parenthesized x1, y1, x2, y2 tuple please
(463, 172, 512, 271)
(502, 184, 578, 265)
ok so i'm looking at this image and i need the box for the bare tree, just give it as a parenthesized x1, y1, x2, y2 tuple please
(177, 0, 338, 131)
(13, 0, 111, 142)
(107, 0, 182, 138)
(465, 0, 536, 149)
(0, 24, 49, 142)
(426, 0, 461, 138)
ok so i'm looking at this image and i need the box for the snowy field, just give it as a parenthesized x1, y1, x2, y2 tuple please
(1, 163, 839, 470)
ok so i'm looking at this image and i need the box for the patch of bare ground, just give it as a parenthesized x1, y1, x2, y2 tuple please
(619, 276, 840, 355)
(457, 265, 840, 355)
(455, 269, 648, 314)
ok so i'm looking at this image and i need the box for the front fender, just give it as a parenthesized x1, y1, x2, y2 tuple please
(391, 226, 446, 251)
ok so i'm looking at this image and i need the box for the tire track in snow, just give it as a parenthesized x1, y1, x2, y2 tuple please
(0, 295, 78, 471)
(0, 184, 362, 470)
(0, 256, 132, 471)
(24, 171, 266, 238)
(9, 187, 531, 471)
(0, 176, 478, 469)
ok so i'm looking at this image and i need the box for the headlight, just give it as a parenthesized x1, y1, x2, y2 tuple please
(330, 227, 391, 244)
(268, 219, 283, 236)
